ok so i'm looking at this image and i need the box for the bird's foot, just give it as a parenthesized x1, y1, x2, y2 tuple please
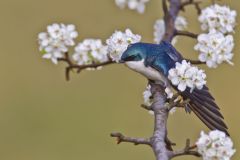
(167, 96, 190, 112)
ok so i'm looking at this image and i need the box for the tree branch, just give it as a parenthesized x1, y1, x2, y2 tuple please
(170, 139, 201, 158)
(150, 83, 172, 160)
(175, 30, 198, 39)
(185, 59, 205, 65)
(172, 150, 201, 158)
(110, 132, 151, 146)
(162, 0, 168, 20)
(58, 52, 115, 80)
(167, 98, 190, 112)
(180, 0, 202, 14)
(141, 104, 153, 111)
(163, 0, 181, 42)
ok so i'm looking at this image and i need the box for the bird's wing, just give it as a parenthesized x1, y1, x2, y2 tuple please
(145, 41, 181, 75)
(180, 86, 229, 135)
(148, 41, 229, 135)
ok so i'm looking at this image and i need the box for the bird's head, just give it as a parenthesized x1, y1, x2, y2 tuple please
(119, 43, 147, 63)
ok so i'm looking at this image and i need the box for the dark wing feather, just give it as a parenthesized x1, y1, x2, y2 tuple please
(181, 87, 229, 135)
(147, 41, 229, 135)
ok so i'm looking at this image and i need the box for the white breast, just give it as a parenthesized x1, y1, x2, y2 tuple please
(125, 60, 168, 85)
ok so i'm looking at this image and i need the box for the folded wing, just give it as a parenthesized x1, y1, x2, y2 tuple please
(181, 86, 229, 135)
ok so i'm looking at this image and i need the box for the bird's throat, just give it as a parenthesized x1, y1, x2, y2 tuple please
(125, 60, 168, 85)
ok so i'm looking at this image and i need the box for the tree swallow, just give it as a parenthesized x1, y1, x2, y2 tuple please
(120, 41, 229, 135)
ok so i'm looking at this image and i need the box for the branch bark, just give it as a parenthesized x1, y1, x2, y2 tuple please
(175, 30, 198, 39)
(163, 0, 181, 41)
(58, 53, 115, 80)
(170, 139, 201, 158)
(180, 0, 202, 14)
(185, 59, 205, 65)
(110, 132, 151, 146)
(151, 1, 181, 159)
(150, 84, 172, 160)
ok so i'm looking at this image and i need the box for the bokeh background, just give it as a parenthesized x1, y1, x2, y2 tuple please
(0, 0, 239, 159)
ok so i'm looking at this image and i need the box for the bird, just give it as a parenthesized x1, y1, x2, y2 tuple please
(119, 41, 229, 135)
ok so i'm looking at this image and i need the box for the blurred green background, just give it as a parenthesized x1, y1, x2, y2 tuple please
(0, 0, 239, 160)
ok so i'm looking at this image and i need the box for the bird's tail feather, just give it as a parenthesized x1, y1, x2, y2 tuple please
(181, 86, 229, 136)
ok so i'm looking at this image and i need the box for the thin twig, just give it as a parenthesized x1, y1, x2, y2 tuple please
(110, 132, 151, 146)
(180, 0, 202, 14)
(162, 0, 169, 21)
(66, 61, 114, 80)
(172, 150, 201, 157)
(171, 139, 201, 158)
(175, 30, 198, 39)
(185, 59, 205, 65)
(141, 104, 153, 111)
(167, 99, 190, 112)
(58, 52, 73, 65)
(58, 52, 115, 80)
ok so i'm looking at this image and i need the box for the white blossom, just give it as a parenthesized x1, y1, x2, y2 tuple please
(199, 4, 237, 34)
(153, 19, 165, 44)
(38, 23, 78, 64)
(72, 39, 109, 69)
(143, 85, 153, 107)
(165, 87, 176, 114)
(154, 16, 188, 44)
(115, 0, 150, 14)
(168, 60, 207, 92)
(165, 87, 174, 99)
(175, 16, 188, 31)
(194, 31, 234, 68)
(106, 29, 141, 62)
(196, 130, 236, 160)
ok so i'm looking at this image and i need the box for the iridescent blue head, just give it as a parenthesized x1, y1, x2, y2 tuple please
(119, 43, 147, 63)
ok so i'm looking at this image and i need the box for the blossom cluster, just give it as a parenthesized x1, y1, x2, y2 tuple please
(196, 130, 236, 160)
(106, 29, 141, 62)
(115, 0, 150, 14)
(194, 31, 234, 68)
(199, 4, 237, 34)
(38, 24, 141, 66)
(72, 39, 109, 68)
(196, 4, 236, 68)
(168, 60, 206, 92)
(38, 24, 78, 64)
(154, 16, 188, 44)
